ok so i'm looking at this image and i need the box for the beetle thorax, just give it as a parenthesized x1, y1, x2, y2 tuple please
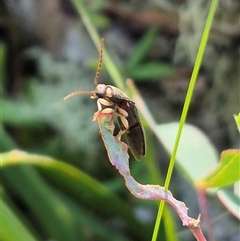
(95, 84, 113, 98)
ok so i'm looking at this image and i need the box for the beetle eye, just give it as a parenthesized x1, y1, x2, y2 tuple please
(96, 93, 104, 98)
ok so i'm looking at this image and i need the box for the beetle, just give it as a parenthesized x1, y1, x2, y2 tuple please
(64, 38, 145, 160)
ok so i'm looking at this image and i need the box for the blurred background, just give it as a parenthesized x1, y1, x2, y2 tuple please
(1, 0, 239, 241)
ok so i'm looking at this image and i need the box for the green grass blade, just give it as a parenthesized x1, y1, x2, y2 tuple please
(152, 0, 219, 240)
(126, 27, 158, 70)
(71, 0, 125, 90)
(1, 199, 39, 241)
(2, 164, 79, 241)
(0, 41, 7, 95)
(1, 150, 150, 240)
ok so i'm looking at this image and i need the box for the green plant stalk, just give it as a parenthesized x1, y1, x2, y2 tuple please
(151, 0, 219, 240)
(71, 0, 125, 90)
(0, 41, 7, 94)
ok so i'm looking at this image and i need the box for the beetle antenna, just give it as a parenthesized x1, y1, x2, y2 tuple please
(63, 90, 95, 100)
(94, 38, 104, 86)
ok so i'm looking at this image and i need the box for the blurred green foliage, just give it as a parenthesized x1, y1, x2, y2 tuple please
(1, 0, 239, 241)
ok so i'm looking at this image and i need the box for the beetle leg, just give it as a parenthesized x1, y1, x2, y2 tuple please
(115, 115, 129, 140)
(114, 106, 130, 140)
(117, 107, 129, 131)
(93, 98, 114, 121)
(97, 98, 113, 111)
(119, 115, 129, 131)
(94, 98, 116, 134)
(95, 100, 131, 139)
(94, 98, 114, 118)
(96, 99, 103, 111)
(117, 106, 128, 118)
(115, 129, 126, 141)
(100, 108, 114, 114)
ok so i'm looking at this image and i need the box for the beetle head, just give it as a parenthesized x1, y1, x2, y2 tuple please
(95, 84, 113, 99)
(95, 84, 106, 98)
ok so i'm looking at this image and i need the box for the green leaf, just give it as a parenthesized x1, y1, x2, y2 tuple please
(197, 150, 240, 188)
(126, 27, 158, 70)
(156, 123, 219, 183)
(1, 150, 149, 240)
(234, 113, 240, 133)
(1, 200, 39, 241)
(2, 161, 80, 241)
(128, 62, 173, 80)
(217, 189, 240, 219)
